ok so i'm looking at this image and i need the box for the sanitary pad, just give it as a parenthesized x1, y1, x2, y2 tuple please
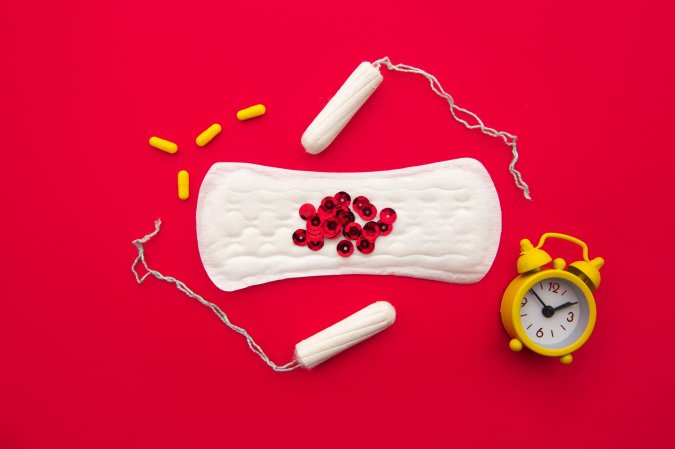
(196, 158, 501, 291)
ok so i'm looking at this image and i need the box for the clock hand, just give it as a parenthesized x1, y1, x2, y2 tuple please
(529, 289, 548, 308)
(530, 289, 557, 318)
(552, 301, 578, 312)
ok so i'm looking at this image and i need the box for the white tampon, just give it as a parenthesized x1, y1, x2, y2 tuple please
(294, 301, 396, 369)
(301, 61, 383, 155)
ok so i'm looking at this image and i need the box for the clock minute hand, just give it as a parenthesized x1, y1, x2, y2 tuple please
(529, 289, 548, 308)
(552, 301, 578, 312)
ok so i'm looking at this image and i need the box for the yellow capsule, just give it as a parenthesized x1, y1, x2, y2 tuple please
(195, 123, 222, 147)
(177, 170, 189, 200)
(236, 104, 266, 121)
(149, 136, 178, 154)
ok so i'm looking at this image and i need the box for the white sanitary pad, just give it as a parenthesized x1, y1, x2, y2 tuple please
(196, 158, 501, 292)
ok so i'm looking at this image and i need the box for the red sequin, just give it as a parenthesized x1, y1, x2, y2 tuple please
(379, 207, 397, 224)
(336, 240, 354, 257)
(317, 207, 332, 220)
(299, 203, 316, 220)
(356, 237, 375, 254)
(320, 196, 336, 213)
(377, 221, 393, 236)
(362, 221, 380, 241)
(341, 210, 356, 225)
(322, 217, 341, 239)
(333, 206, 348, 223)
(292, 229, 308, 246)
(342, 222, 362, 240)
(352, 196, 370, 212)
(306, 214, 323, 234)
(334, 191, 351, 208)
(358, 203, 377, 221)
(307, 235, 325, 251)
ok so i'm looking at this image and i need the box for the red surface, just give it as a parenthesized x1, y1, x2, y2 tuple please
(2, 1, 674, 447)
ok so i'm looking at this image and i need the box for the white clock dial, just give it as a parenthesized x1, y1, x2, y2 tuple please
(518, 278, 588, 349)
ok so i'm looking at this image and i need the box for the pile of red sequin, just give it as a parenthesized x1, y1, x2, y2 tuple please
(292, 192, 397, 257)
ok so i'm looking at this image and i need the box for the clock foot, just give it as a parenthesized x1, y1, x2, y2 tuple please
(560, 354, 573, 365)
(509, 339, 523, 352)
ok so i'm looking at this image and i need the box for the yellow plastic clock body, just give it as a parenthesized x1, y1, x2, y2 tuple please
(500, 233, 604, 364)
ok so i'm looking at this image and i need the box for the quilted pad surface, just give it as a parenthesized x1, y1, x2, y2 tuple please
(197, 158, 501, 291)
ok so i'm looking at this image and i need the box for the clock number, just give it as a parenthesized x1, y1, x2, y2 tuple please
(521, 297, 527, 307)
(567, 312, 574, 322)
(536, 328, 544, 338)
(548, 282, 560, 293)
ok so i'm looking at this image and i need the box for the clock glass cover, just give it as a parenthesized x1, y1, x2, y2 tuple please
(519, 278, 589, 349)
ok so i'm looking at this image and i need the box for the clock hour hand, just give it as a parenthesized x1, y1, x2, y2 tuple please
(529, 289, 548, 308)
(552, 301, 578, 312)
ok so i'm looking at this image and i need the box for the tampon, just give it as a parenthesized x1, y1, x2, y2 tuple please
(301, 62, 383, 155)
(295, 301, 396, 369)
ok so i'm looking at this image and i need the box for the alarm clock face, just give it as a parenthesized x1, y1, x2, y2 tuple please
(519, 278, 590, 349)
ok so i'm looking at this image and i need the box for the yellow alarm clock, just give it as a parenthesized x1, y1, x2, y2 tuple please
(500, 233, 605, 364)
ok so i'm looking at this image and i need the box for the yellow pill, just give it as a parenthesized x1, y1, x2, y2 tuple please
(196, 123, 222, 147)
(236, 104, 266, 121)
(149, 136, 178, 154)
(177, 170, 189, 200)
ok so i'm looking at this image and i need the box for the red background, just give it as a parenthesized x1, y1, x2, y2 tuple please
(2, 1, 674, 447)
